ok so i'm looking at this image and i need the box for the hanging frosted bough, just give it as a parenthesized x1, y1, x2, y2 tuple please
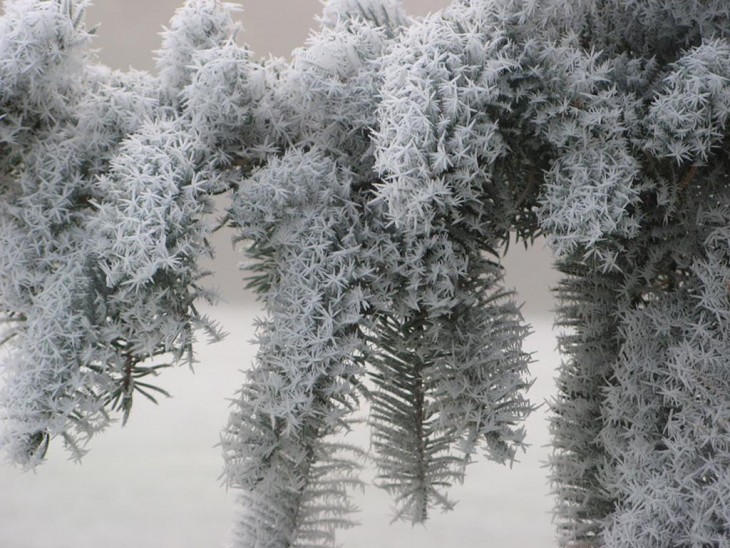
(548, 261, 625, 547)
(539, 1, 730, 545)
(365, 265, 533, 523)
(371, 0, 534, 524)
(88, 0, 264, 429)
(0, 0, 160, 465)
(222, 149, 369, 548)
(598, 184, 730, 548)
(0, 0, 258, 465)
(221, 3, 416, 545)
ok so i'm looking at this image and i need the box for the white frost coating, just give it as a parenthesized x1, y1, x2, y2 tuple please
(645, 39, 730, 164)
(223, 149, 367, 548)
(156, 0, 241, 100)
(0, 0, 728, 547)
(600, 193, 730, 547)
(0, 0, 240, 465)
(374, 2, 517, 236)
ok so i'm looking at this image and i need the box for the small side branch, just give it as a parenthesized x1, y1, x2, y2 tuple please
(678, 164, 698, 191)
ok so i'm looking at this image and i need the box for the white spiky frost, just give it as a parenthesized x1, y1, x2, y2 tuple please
(1, 1, 728, 547)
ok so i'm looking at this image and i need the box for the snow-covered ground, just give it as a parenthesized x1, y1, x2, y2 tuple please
(0, 306, 559, 548)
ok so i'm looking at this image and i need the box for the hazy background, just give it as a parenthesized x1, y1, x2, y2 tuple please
(1, 2, 561, 547)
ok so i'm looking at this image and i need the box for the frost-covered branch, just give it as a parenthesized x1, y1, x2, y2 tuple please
(1, 0, 729, 546)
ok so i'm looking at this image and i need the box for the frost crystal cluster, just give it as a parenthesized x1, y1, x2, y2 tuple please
(0, 0, 728, 547)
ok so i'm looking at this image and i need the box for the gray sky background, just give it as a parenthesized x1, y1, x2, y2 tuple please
(86, 0, 447, 66)
(85, 0, 559, 317)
